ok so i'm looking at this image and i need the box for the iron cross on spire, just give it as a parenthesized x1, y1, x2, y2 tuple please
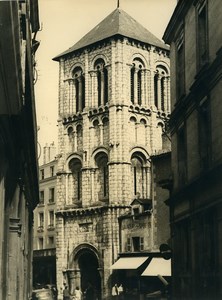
(117, 0, 120, 8)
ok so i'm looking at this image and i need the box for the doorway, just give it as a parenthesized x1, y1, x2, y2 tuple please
(78, 250, 101, 300)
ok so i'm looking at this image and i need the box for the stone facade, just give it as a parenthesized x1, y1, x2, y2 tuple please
(54, 8, 170, 299)
(33, 143, 57, 287)
(0, 1, 40, 299)
(163, 0, 222, 298)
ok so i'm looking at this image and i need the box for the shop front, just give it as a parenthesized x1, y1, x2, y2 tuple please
(111, 254, 171, 300)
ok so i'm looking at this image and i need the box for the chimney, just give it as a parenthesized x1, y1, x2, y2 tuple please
(43, 142, 56, 164)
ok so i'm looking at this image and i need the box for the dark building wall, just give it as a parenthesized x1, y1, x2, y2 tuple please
(163, 0, 222, 298)
(0, 1, 39, 299)
(152, 152, 171, 249)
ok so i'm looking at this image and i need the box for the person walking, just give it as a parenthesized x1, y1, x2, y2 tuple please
(118, 284, 124, 299)
(63, 286, 70, 300)
(112, 284, 119, 299)
(74, 286, 82, 300)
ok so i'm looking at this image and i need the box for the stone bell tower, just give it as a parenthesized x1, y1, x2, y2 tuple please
(53, 6, 170, 300)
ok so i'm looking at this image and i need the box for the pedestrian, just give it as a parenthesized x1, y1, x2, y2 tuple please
(63, 285, 70, 300)
(74, 286, 82, 300)
(112, 283, 119, 299)
(84, 282, 94, 300)
(118, 284, 123, 299)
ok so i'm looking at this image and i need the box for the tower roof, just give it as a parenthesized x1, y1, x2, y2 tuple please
(53, 8, 169, 61)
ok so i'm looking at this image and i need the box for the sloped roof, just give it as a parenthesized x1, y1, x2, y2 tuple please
(53, 8, 169, 61)
(131, 198, 152, 206)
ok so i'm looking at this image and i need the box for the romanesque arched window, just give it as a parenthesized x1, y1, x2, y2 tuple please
(154, 65, 169, 111)
(67, 126, 74, 152)
(129, 116, 137, 144)
(76, 124, 83, 152)
(130, 58, 145, 105)
(95, 152, 109, 200)
(102, 117, 109, 146)
(68, 158, 82, 202)
(72, 67, 85, 113)
(94, 59, 108, 106)
(131, 155, 144, 198)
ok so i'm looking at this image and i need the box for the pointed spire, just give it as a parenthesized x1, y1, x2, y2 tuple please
(117, 0, 120, 8)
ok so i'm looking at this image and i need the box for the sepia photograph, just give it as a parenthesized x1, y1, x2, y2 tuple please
(0, 0, 221, 299)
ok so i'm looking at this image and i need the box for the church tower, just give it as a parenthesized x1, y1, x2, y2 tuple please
(53, 6, 170, 300)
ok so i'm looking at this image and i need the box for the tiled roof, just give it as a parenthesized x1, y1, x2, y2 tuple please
(53, 8, 168, 61)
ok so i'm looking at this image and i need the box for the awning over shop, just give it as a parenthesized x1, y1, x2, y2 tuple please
(141, 258, 171, 276)
(111, 257, 149, 270)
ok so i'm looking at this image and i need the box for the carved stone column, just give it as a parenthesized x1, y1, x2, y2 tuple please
(7, 218, 21, 300)
(157, 75, 161, 110)
(134, 69, 138, 104)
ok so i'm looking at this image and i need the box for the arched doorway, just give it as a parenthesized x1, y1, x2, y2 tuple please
(75, 249, 102, 300)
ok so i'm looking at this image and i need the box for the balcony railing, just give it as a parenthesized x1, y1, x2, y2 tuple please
(37, 225, 44, 233)
(47, 224, 55, 231)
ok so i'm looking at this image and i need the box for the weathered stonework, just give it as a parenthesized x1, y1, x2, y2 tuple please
(54, 8, 170, 300)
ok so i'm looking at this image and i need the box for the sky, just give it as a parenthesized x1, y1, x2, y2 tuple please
(35, 0, 177, 162)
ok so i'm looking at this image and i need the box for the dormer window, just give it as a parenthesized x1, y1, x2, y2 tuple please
(131, 198, 152, 215)
(133, 207, 140, 216)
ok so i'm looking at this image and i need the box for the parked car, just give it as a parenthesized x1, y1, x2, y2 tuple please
(45, 284, 58, 299)
(32, 288, 54, 300)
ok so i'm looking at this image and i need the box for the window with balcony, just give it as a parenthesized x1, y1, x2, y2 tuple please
(48, 210, 55, 230)
(48, 236, 54, 248)
(39, 191, 44, 204)
(38, 212, 44, 232)
(49, 188, 55, 203)
(50, 166, 54, 177)
(40, 169, 44, 180)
